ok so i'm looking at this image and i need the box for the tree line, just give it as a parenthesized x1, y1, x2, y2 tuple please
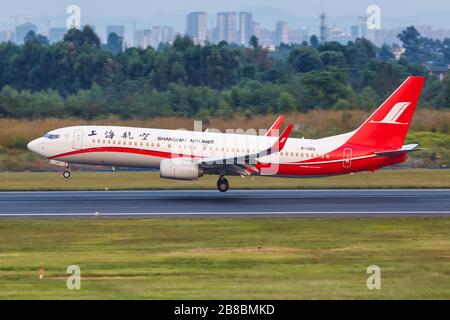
(0, 25, 449, 119)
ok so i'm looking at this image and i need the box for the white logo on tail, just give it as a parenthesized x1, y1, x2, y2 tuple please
(372, 102, 410, 124)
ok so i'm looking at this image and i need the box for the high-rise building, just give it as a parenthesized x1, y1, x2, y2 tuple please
(215, 12, 226, 42)
(134, 29, 152, 48)
(275, 21, 289, 45)
(215, 12, 237, 44)
(0, 30, 15, 43)
(161, 26, 175, 43)
(49, 28, 67, 43)
(150, 26, 162, 48)
(186, 12, 207, 44)
(16, 22, 37, 44)
(239, 12, 253, 46)
(289, 27, 308, 44)
(106, 25, 125, 39)
(350, 25, 360, 39)
(252, 22, 261, 41)
(225, 12, 237, 44)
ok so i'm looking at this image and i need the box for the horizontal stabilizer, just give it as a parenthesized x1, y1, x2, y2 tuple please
(375, 144, 421, 157)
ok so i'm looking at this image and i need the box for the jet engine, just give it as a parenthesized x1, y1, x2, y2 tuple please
(160, 158, 204, 180)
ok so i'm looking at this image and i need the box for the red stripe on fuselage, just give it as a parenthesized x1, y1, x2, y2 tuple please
(49, 147, 201, 160)
(49, 146, 407, 176)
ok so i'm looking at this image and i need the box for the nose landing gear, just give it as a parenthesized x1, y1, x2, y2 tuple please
(217, 176, 229, 192)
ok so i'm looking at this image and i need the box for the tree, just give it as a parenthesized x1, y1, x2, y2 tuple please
(215, 99, 233, 119)
(106, 32, 123, 55)
(310, 35, 319, 48)
(288, 47, 323, 72)
(398, 26, 423, 64)
(378, 44, 395, 61)
(249, 35, 259, 49)
(358, 87, 379, 110)
(64, 26, 100, 48)
(278, 92, 297, 113)
(24, 31, 49, 45)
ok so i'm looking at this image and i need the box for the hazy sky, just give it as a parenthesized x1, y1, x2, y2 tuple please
(1, 0, 449, 18)
(1, 0, 450, 33)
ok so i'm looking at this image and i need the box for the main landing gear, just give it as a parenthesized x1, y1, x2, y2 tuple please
(217, 176, 229, 193)
(63, 170, 71, 179)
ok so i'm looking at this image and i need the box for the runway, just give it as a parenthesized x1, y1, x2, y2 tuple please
(0, 189, 449, 218)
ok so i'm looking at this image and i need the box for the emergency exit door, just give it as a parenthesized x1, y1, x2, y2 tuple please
(343, 148, 352, 168)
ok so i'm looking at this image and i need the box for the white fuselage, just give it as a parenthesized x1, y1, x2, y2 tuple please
(28, 125, 351, 170)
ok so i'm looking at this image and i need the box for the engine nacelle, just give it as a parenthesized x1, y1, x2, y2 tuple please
(160, 158, 204, 181)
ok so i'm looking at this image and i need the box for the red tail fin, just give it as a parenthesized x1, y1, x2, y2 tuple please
(347, 76, 425, 149)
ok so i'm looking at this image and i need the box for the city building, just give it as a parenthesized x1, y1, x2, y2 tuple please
(289, 27, 309, 44)
(0, 30, 15, 43)
(161, 26, 175, 44)
(134, 29, 152, 48)
(275, 21, 289, 45)
(350, 25, 360, 39)
(215, 12, 237, 44)
(239, 12, 253, 46)
(106, 25, 125, 39)
(258, 27, 273, 47)
(49, 27, 67, 43)
(16, 22, 37, 44)
(252, 22, 261, 41)
(186, 12, 207, 44)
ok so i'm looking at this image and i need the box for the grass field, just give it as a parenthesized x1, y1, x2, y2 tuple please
(0, 169, 449, 191)
(0, 218, 449, 299)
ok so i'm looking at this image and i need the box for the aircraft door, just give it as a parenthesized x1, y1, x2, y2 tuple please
(343, 148, 352, 168)
(73, 129, 83, 150)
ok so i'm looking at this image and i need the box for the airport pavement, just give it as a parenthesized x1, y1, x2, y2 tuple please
(0, 189, 449, 218)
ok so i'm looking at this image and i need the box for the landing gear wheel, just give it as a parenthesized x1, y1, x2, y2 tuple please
(63, 171, 71, 179)
(217, 177, 229, 193)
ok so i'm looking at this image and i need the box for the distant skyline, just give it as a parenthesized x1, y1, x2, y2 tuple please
(1, 0, 450, 40)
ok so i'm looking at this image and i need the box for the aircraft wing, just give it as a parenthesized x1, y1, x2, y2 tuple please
(196, 124, 293, 176)
(375, 144, 421, 157)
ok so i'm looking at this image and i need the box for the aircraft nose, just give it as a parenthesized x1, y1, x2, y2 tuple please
(27, 138, 43, 155)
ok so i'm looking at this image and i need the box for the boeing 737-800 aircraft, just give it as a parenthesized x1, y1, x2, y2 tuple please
(28, 76, 424, 192)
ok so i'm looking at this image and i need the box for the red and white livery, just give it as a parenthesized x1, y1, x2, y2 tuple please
(28, 76, 425, 192)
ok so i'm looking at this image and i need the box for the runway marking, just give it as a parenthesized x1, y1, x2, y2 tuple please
(1, 189, 450, 194)
(1, 211, 449, 217)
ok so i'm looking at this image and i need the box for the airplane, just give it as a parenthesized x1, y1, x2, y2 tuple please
(27, 76, 425, 192)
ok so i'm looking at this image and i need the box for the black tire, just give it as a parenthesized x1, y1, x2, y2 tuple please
(217, 177, 229, 192)
(63, 171, 71, 179)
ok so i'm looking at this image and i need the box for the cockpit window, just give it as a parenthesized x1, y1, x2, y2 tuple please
(44, 133, 60, 140)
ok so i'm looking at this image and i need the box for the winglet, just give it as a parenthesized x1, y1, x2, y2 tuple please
(271, 124, 293, 153)
(265, 115, 285, 137)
